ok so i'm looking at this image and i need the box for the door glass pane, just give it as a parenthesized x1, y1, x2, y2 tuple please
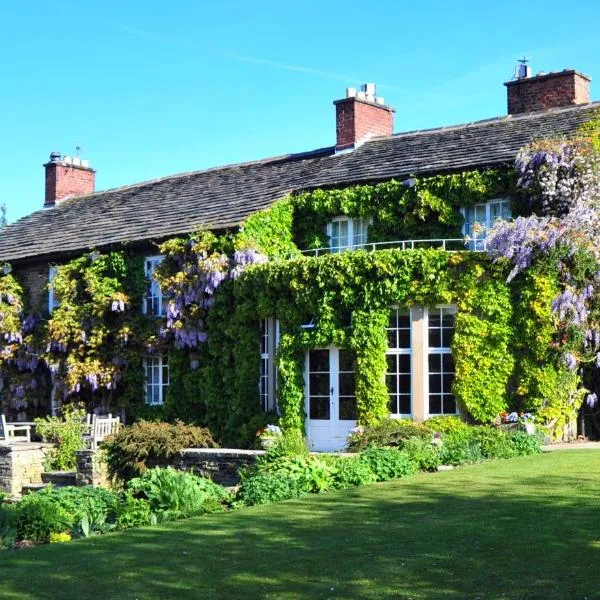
(310, 397, 330, 420)
(310, 350, 329, 373)
(309, 349, 331, 421)
(309, 373, 330, 397)
(339, 397, 357, 420)
(338, 350, 354, 373)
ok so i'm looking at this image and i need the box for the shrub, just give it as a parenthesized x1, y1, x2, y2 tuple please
(346, 419, 431, 452)
(259, 429, 309, 463)
(238, 472, 300, 506)
(438, 431, 483, 466)
(0, 502, 16, 549)
(402, 436, 442, 471)
(258, 455, 336, 493)
(329, 457, 377, 489)
(471, 426, 515, 460)
(35, 405, 87, 471)
(509, 430, 543, 456)
(128, 467, 228, 520)
(360, 448, 418, 481)
(423, 416, 471, 436)
(104, 420, 218, 481)
(13, 494, 73, 544)
(115, 492, 152, 529)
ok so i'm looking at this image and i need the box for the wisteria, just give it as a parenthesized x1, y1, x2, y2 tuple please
(156, 235, 268, 349)
(516, 138, 600, 216)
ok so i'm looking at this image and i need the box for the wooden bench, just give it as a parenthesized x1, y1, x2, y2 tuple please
(0, 415, 31, 443)
(87, 415, 121, 450)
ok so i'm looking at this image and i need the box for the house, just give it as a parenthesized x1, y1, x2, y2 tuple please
(0, 65, 598, 450)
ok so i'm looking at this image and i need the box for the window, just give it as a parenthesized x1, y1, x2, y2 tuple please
(386, 308, 412, 416)
(462, 199, 511, 250)
(327, 217, 370, 252)
(144, 256, 166, 316)
(260, 319, 280, 412)
(48, 266, 60, 314)
(427, 306, 457, 415)
(144, 354, 169, 406)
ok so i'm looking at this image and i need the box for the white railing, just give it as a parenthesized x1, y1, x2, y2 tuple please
(301, 237, 488, 257)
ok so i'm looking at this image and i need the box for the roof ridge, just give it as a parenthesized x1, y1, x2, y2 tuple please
(58, 145, 335, 206)
(382, 101, 600, 140)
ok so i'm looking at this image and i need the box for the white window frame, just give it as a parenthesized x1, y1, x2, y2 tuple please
(143, 255, 166, 316)
(144, 354, 169, 406)
(386, 307, 413, 419)
(326, 216, 371, 253)
(461, 198, 511, 250)
(425, 305, 457, 417)
(260, 318, 280, 413)
(48, 265, 60, 314)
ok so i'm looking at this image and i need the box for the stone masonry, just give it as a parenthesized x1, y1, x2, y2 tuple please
(75, 449, 109, 487)
(0, 442, 52, 497)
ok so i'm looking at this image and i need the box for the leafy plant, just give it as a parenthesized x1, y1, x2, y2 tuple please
(359, 448, 418, 481)
(423, 416, 471, 435)
(470, 426, 515, 460)
(104, 420, 217, 481)
(260, 455, 336, 493)
(328, 457, 377, 489)
(115, 492, 152, 530)
(346, 419, 431, 452)
(13, 494, 73, 544)
(35, 404, 87, 471)
(128, 467, 228, 520)
(238, 472, 300, 506)
(401, 436, 442, 471)
(438, 431, 483, 466)
(509, 430, 543, 456)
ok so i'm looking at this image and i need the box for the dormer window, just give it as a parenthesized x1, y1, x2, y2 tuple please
(462, 199, 511, 250)
(143, 256, 166, 316)
(327, 217, 369, 253)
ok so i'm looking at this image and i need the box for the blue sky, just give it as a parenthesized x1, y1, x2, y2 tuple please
(2, 0, 600, 223)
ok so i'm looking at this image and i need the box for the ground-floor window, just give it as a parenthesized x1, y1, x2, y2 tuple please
(427, 306, 456, 415)
(386, 308, 412, 417)
(144, 354, 169, 406)
(260, 319, 279, 412)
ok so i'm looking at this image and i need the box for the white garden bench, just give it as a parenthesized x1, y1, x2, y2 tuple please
(86, 414, 121, 450)
(0, 415, 31, 443)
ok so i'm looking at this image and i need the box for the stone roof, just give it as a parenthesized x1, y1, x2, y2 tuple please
(1, 101, 598, 263)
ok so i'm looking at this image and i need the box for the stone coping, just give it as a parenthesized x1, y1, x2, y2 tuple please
(0, 442, 53, 453)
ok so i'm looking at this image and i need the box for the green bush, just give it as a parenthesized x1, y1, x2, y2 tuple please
(13, 494, 73, 544)
(438, 431, 483, 465)
(329, 457, 377, 489)
(346, 419, 431, 452)
(509, 430, 543, 456)
(34, 405, 87, 471)
(258, 429, 309, 463)
(401, 436, 442, 471)
(360, 448, 418, 481)
(0, 502, 16, 549)
(238, 472, 300, 506)
(260, 455, 336, 493)
(128, 467, 228, 520)
(423, 416, 471, 435)
(115, 492, 152, 530)
(471, 427, 515, 460)
(104, 420, 218, 481)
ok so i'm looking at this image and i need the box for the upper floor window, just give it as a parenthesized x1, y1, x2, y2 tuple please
(143, 256, 166, 316)
(144, 354, 169, 406)
(327, 217, 369, 253)
(48, 266, 60, 314)
(462, 199, 511, 250)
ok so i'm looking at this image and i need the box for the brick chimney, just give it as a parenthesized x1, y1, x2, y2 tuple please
(44, 152, 96, 208)
(334, 83, 395, 151)
(504, 67, 591, 115)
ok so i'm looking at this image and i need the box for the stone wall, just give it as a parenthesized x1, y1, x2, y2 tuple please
(0, 442, 52, 497)
(75, 449, 108, 487)
(173, 449, 264, 486)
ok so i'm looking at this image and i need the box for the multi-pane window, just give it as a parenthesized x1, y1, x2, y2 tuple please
(327, 217, 370, 252)
(427, 306, 457, 415)
(260, 319, 280, 412)
(144, 256, 166, 316)
(386, 308, 412, 416)
(462, 199, 511, 250)
(48, 266, 61, 314)
(144, 354, 169, 406)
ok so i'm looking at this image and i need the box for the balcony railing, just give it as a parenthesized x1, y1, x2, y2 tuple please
(301, 237, 488, 257)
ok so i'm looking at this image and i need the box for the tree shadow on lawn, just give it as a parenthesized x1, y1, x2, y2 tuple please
(2, 460, 600, 600)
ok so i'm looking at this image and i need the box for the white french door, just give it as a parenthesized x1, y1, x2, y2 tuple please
(305, 347, 357, 451)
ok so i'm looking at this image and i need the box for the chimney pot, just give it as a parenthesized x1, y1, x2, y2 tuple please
(44, 151, 96, 208)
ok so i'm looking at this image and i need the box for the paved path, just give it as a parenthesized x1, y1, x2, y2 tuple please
(543, 441, 600, 451)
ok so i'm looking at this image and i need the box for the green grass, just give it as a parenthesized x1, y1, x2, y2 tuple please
(1, 451, 600, 599)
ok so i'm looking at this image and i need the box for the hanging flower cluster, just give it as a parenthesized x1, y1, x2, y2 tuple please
(516, 138, 600, 216)
(155, 233, 268, 350)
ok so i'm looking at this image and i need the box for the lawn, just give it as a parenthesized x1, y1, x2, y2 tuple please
(1, 450, 599, 600)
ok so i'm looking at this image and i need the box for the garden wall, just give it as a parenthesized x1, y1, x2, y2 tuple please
(0, 442, 52, 497)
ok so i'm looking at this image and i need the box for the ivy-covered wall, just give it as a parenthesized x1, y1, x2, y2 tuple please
(0, 161, 584, 445)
